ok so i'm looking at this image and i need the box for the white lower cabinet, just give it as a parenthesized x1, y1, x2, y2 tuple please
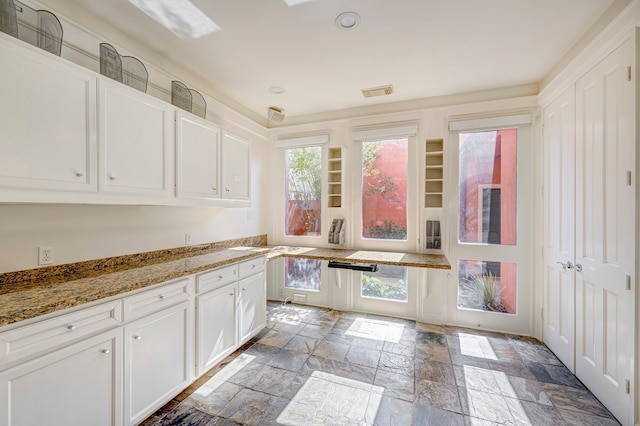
(124, 301, 192, 426)
(238, 271, 266, 344)
(0, 256, 266, 426)
(195, 257, 266, 377)
(196, 283, 238, 376)
(0, 328, 122, 426)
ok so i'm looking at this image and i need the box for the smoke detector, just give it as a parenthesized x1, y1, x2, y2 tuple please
(268, 106, 285, 122)
(362, 84, 394, 98)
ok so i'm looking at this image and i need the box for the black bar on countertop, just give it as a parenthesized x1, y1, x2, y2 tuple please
(328, 261, 378, 272)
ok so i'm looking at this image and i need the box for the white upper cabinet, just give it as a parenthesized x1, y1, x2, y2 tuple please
(175, 111, 220, 199)
(221, 131, 250, 200)
(98, 79, 172, 197)
(0, 36, 96, 192)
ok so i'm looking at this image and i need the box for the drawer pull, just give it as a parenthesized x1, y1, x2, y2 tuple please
(133, 335, 142, 341)
(67, 325, 77, 331)
(101, 349, 110, 354)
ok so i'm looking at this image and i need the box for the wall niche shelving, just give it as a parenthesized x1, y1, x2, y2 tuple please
(424, 139, 444, 208)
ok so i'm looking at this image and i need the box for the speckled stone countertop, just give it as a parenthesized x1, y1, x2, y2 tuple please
(0, 235, 268, 328)
(235, 245, 451, 270)
(0, 236, 450, 328)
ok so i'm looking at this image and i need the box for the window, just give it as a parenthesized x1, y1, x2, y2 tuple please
(457, 259, 517, 314)
(361, 264, 408, 302)
(361, 138, 408, 241)
(285, 258, 322, 292)
(458, 129, 517, 245)
(285, 146, 322, 237)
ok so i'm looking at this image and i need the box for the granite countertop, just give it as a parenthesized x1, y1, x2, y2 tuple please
(0, 235, 450, 329)
(234, 245, 451, 269)
(0, 248, 266, 328)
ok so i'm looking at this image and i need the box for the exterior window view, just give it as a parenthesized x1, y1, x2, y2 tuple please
(361, 138, 408, 240)
(285, 146, 322, 237)
(284, 257, 322, 292)
(457, 130, 517, 314)
(458, 259, 517, 314)
(361, 264, 408, 302)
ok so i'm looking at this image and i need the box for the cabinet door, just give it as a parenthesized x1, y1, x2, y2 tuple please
(0, 329, 122, 426)
(124, 301, 191, 425)
(221, 131, 250, 200)
(196, 284, 237, 376)
(0, 37, 96, 192)
(238, 272, 266, 344)
(99, 79, 172, 197)
(175, 111, 220, 199)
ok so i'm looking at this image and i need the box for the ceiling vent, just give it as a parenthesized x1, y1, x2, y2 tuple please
(268, 106, 285, 122)
(362, 85, 393, 98)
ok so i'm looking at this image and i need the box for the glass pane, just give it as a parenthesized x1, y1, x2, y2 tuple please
(361, 264, 408, 302)
(458, 130, 517, 245)
(362, 139, 408, 240)
(285, 146, 322, 236)
(457, 259, 517, 314)
(285, 258, 322, 292)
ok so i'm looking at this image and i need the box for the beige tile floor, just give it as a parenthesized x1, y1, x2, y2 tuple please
(140, 302, 620, 425)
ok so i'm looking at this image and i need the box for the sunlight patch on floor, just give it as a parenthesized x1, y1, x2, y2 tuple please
(277, 371, 384, 425)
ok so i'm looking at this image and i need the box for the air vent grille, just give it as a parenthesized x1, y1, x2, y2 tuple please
(362, 85, 393, 98)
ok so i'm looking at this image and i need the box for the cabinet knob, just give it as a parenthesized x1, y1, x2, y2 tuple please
(109, 175, 117, 180)
(218, 275, 223, 279)
(67, 324, 77, 331)
(159, 294, 166, 300)
(242, 288, 246, 291)
(133, 335, 142, 340)
(225, 188, 230, 192)
(75, 171, 84, 177)
(101, 349, 110, 354)
(252, 264, 256, 269)
(212, 186, 217, 192)
(229, 293, 234, 296)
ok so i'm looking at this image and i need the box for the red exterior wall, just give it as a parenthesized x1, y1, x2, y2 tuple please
(362, 140, 408, 237)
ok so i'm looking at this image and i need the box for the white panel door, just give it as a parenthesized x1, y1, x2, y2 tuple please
(175, 111, 220, 199)
(99, 79, 172, 196)
(0, 37, 96, 192)
(196, 284, 237, 376)
(124, 302, 191, 425)
(238, 272, 266, 343)
(0, 329, 122, 426)
(221, 131, 250, 200)
(542, 85, 576, 371)
(575, 38, 634, 425)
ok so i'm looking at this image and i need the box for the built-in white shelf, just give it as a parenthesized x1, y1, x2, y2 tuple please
(425, 139, 444, 208)
(328, 147, 343, 208)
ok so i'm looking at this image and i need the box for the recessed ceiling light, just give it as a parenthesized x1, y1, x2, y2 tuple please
(335, 12, 360, 30)
(128, 0, 220, 39)
(269, 86, 285, 94)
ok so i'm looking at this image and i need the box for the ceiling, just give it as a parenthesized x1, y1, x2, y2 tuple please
(39, 0, 626, 127)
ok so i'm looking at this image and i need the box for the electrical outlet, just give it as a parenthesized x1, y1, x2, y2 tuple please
(38, 246, 54, 265)
(185, 233, 192, 246)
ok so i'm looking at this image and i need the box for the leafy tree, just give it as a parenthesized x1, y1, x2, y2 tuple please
(286, 147, 322, 234)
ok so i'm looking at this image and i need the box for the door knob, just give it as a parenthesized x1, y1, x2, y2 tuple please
(557, 261, 574, 272)
(574, 263, 583, 272)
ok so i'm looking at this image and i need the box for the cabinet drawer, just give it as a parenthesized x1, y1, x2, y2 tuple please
(0, 300, 122, 368)
(238, 257, 266, 279)
(197, 265, 238, 294)
(123, 278, 190, 321)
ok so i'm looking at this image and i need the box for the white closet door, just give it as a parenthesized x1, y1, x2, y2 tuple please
(542, 85, 576, 371)
(575, 38, 634, 425)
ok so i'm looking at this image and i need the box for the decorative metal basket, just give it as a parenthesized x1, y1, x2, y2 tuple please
(172, 80, 206, 119)
(99, 42, 148, 93)
(0, 0, 63, 56)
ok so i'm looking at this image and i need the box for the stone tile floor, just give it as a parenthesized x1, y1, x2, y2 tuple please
(140, 302, 620, 425)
